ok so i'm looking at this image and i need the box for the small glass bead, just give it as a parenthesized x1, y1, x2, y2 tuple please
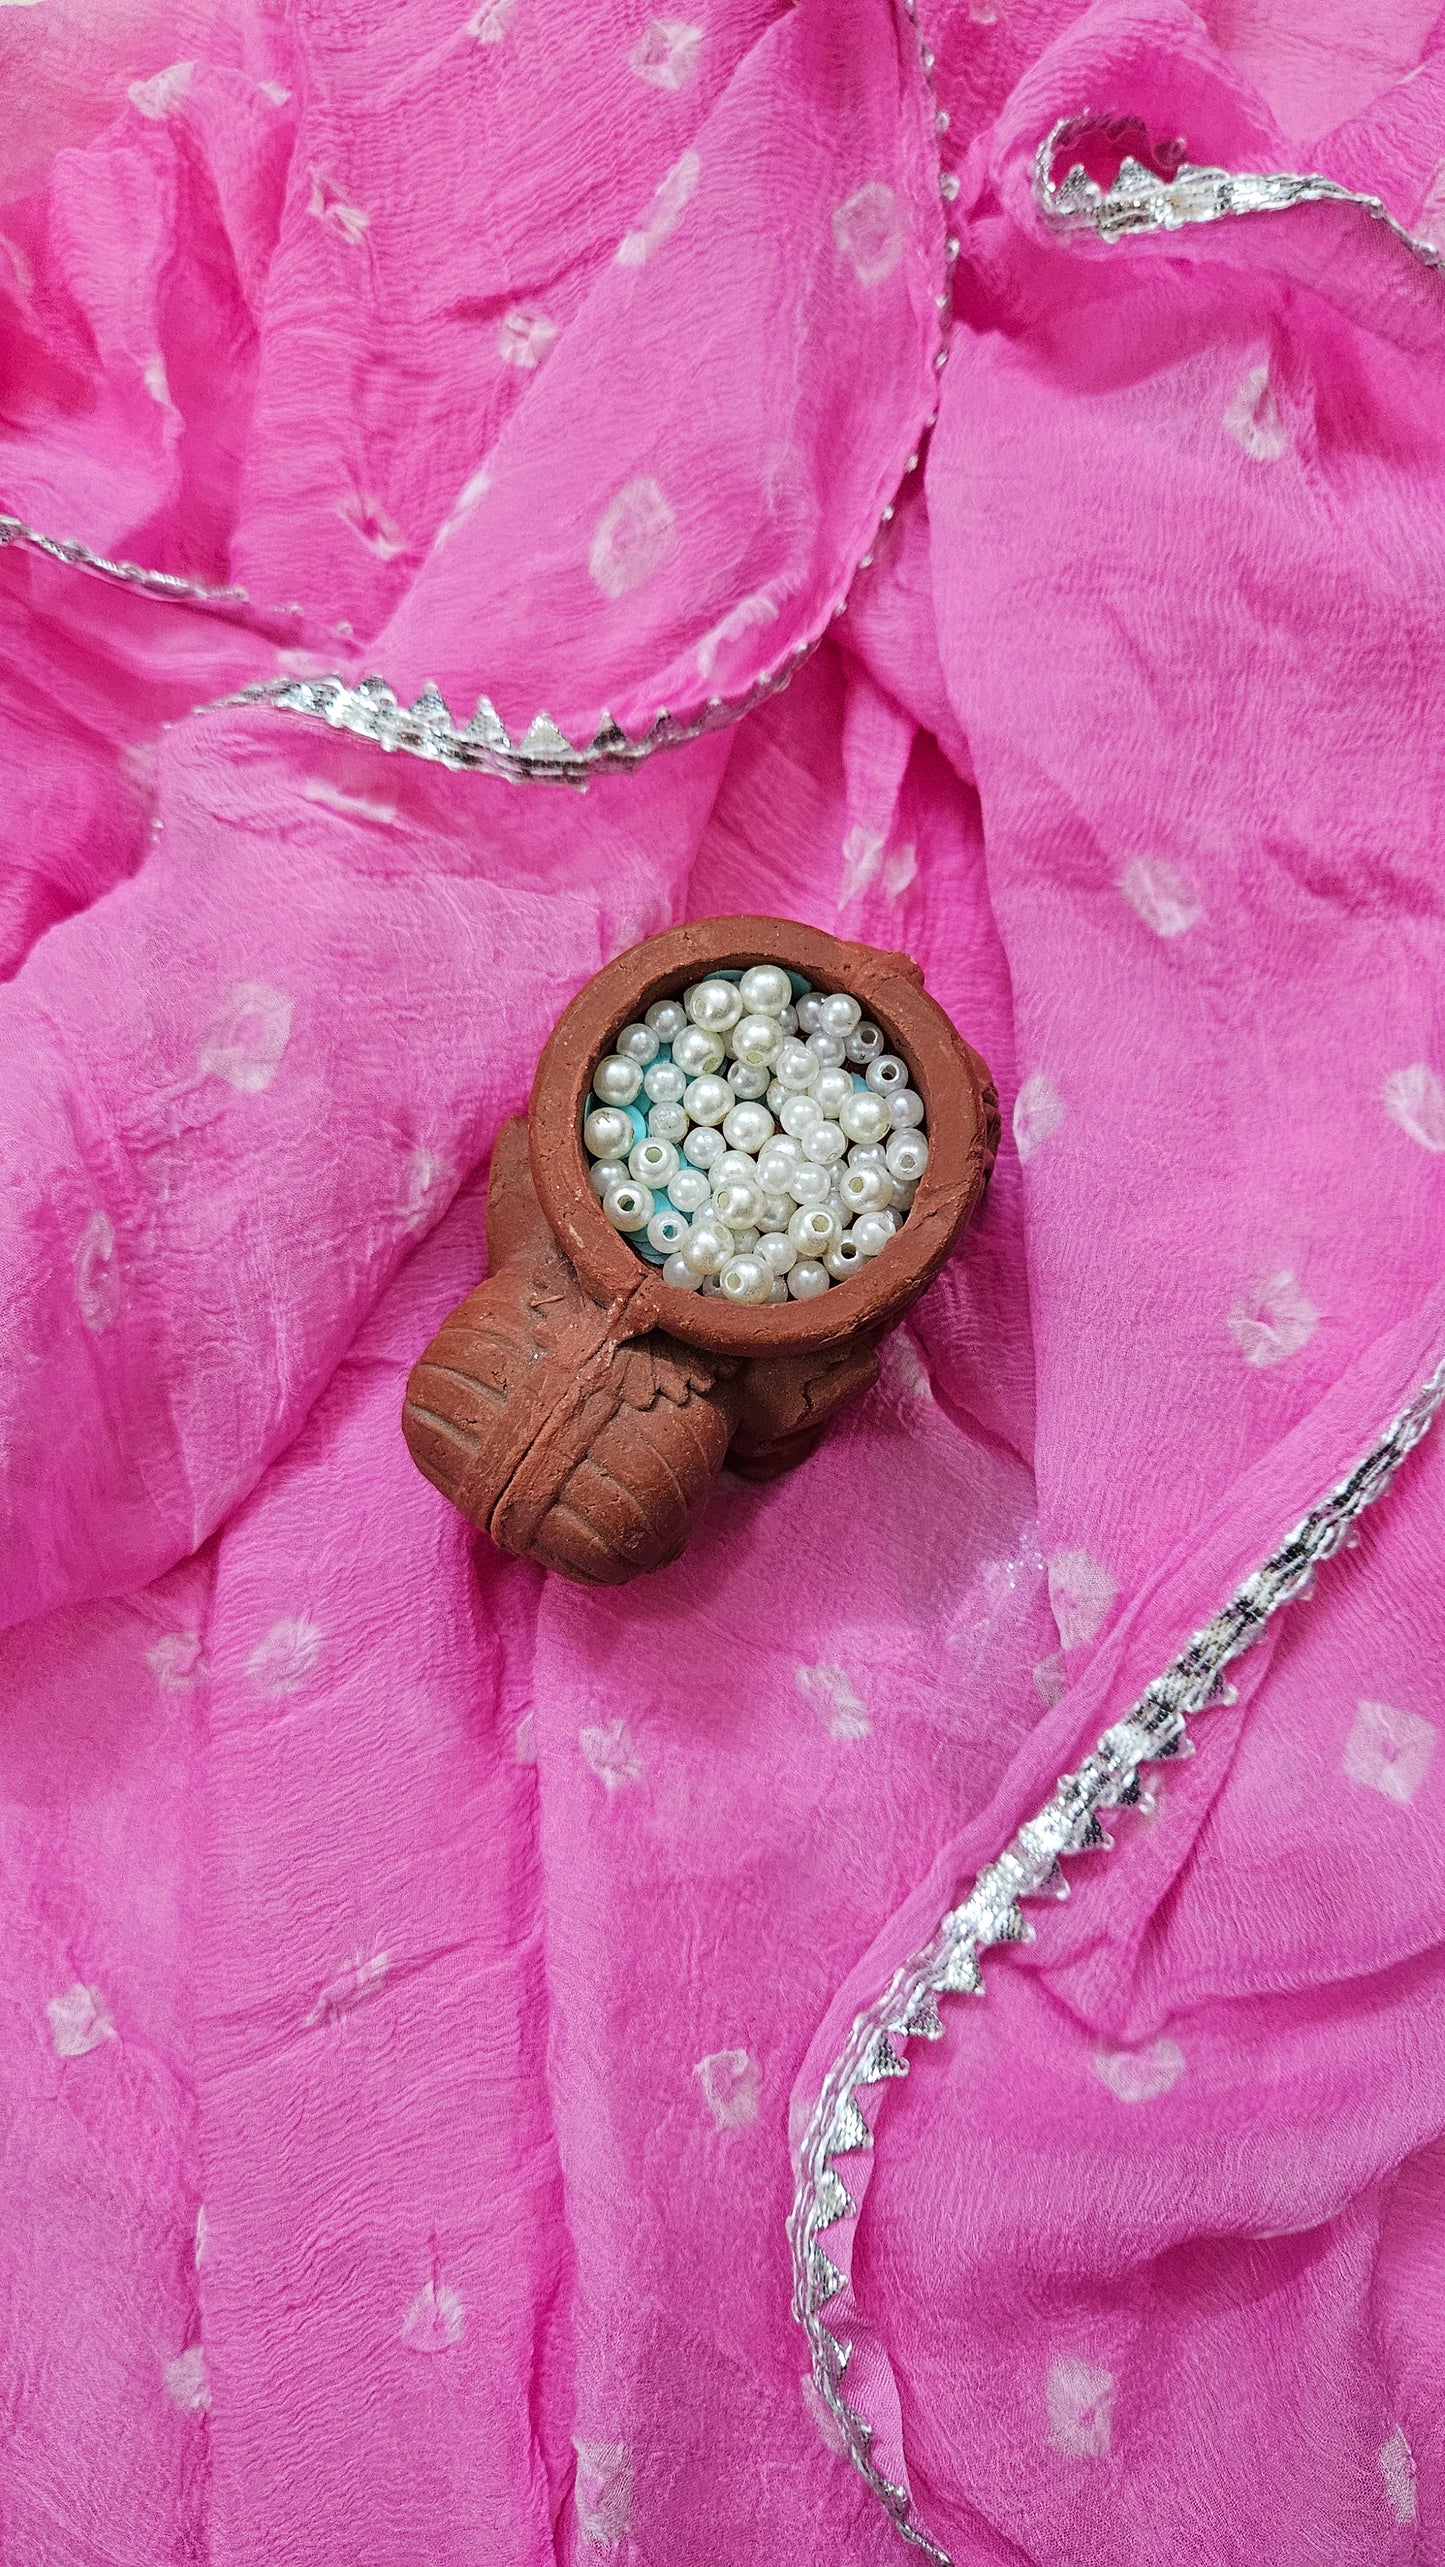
(851, 1209, 899, 1257)
(602, 1180, 653, 1233)
(839, 1163, 893, 1217)
(889, 1089, 926, 1129)
(778, 1093, 822, 1137)
(667, 1166, 711, 1214)
(727, 1060, 771, 1100)
(683, 1125, 725, 1169)
(803, 1119, 847, 1167)
(738, 964, 792, 1016)
(589, 1157, 627, 1198)
(789, 1203, 839, 1254)
(774, 1038, 820, 1094)
(844, 1020, 886, 1065)
(813, 1068, 853, 1120)
(615, 1020, 660, 1064)
(720, 1252, 772, 1306)
(713, 1176, 765, 1231)
(768, 1278, 791, 1302)
(687, 977, 744, 1032)
(645, 998, 687, 1041)
(647, 1206, 689, 1255)
(662, 1250, 701, 1290)
(708, 1151, 757, 1190)
(788, 1257, 830, 1299)
(757, 1229, 797, 1276)
(787, 1161, 831, 1206)
(825, 1233, 866, 1279)
(722, 1101, 775, 1155)
(838, 1089, 892, 1146)
(886, 1130, 929, 1182)
(866, 1053, 910, 1094)
(672, 1024, 726, 1077)
(647, 1102, 688, 1143)
(684, 1074, 733, 1127)
(630, 1137, 679, 1189)
(593, 1053, 643, 1106)
(583, 1106, 633, 1160)
(805, 1029, 846, 1069)
(795, 994, 826, 1034)
(821, 991, 862, 1036)
(681, 1217, 732, 1276)
(730, 1012, 785, 1068)
(643, 1059, 686, 1105)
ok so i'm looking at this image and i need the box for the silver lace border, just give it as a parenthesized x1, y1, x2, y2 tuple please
(0, 510, 252, 607)
(788, 1351, 1445, 2562)
(1033, 114, 1445, 271)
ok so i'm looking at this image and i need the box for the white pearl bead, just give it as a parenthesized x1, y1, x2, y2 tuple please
(615, 1020, 660, 1064)
(583, 1105, 634, 1159)
(602, 1180, 653, 1232)
(774, 1039, 819, 1094)
(592, 1053, 643, 1106)
(847, 1140, 887, 1167)
(769, 1278, 791, 1302)
(645, 998, 687, 1041)
(788, 1203, 839, 1254)
(795, 994, 826, 1033)
(757, 1229, 797, 1276)
(729, 1226, 760, 1252)
(755, 1135, 801, 1188)
(722, 1101, 774, 1154)
(730, 1012, 785, 1068)
(727, 1060, 772, 1100)
(699, 1275, 724, 1295)
(662, 1251, 701, 1290)
(630, 1136, 679, 1189)
(720, 1252, 772, 1305)
(778, 1094, 822, 1137)
(886, 1130, 929, 1182)
(890, 1181, 917, 1217)
(788, 1257, 830, 1298)
(838, 1163, 893, 1217)
(672, 1024, 726, 1077)
(738, 963, 792, 1016)
(682, 1125, 725, 1168)
(643, 1059, 686, 1104)
(646, 1205, 690, 1254)
(759, 1192, 794, 1232)
(708, 1151, 757, 1189)
(766, 1079, 787, 1113)
(845, 1019, 885, 1065)
(838, 1089, 892, 1146)
(666, 1166, 711, 1214)
(803, 1119, 847, 1167)
(589, 1157, 627, 1198)
(681, 1217, 732, 1276)
(865, 1053, 910, 1095)
(684, 1074, 733, 1126)
(825, 1232, 867, 1279)
(647, 1102, 688, 1143)
(787, 1161, 831, 1205)
(889, 1089, 926, 1129)
(687, 977, 744, 1032)
(821, 991, 862, 1036)
(805, 1029, 846, 1069)
(851, 1209, 899, 1257)
(813, 1067, 853, 1119)
(713, 1176, 765, 1231)
(778, 1005, 798, 1035)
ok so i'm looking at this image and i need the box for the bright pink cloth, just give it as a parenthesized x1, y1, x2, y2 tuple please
(3, 1, 1445, 2560)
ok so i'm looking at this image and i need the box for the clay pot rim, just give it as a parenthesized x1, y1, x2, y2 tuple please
(528, 915, 993, 1354)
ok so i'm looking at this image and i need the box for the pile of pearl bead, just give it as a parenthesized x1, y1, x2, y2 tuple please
(581, 964, 929, 1305)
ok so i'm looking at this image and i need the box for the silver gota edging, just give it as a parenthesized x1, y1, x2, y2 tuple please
(788, 1351, 1445, 2563)
(0, 510, 251, 606)
(1033, 113, 1445, 270)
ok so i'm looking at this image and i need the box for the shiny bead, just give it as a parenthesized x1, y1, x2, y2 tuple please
(731, 1012, 785, 1069)
(803, 1119, 847, 1167)
(708, 1151, 757, 1190)
(787, 1161, 831, 1206)
(757, 1229, 797, 1277)
(768, 1277, 791, 1302)
(687, 977, 744, 1032)
(890, 1181, 917, 1217)
(662, 1250, 701, 1290)
(738, 964, 793, 1016)
(681, 1217, 732, 1276)
(821, 991, 862, 1036)
(779, 1093, 822, 1137)
(602, 1180, 653, 1233)
(682, 1124, 725, 1169)
(593, 1053, 643, 1106)
(684, 1074, 733, 1126)
(825, 1232, 867, 1280)
(759, 1192, 794, 1231)
(713, 1176, 765, 1231)
(886, 1130, 929, 1183)
(584, 1105, 633, 1160)
(851, 1209, 899, 1257)
(667, 1166, 710, 1214)
(730, 1226, 760, 1252)
(672, 1023, 726, 1077)
(615, 1020, 660, 1064)
(720, 1252, 772, 1306)
(813, 1067, 853, 1119)
(778, 1005, 799, 1035)
(630, 1136, 679, 1189)
(866, 1053, 910, 1095)
(647, 1101, 688, 1143)
(589, 1156, 627, 1198)
(774, 1038, 820, 1094)
(839, 1089, 892, 1146)
(699, 1274, 724, 1295)
(806, 1028, 846, 1069)
(838, 1163, 893, 1218)
(845, 1019, 886, 1065)
(889, 1089, 926, 1129)
(847, 1141, 888, 1170)
(789, 1203, 839, 1254)
(766, 1080, 787, 1114)
(787, 1257, 830, 1299)
(727, 1059, 771, 1100)
(755, 1135, 801, 1190)
(647, 1205, 690, 1255)
(722, 1101, 775, 1154)
(645, 998, 687, 1041)
(795, 994, 826, 1034)
(643, 1059, 686, 1104)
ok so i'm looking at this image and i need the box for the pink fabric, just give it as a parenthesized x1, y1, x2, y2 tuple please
(3, 1, 1445, 2559)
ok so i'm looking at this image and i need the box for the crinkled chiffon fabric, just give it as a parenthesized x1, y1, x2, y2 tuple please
(3, 0, 1445, 2560)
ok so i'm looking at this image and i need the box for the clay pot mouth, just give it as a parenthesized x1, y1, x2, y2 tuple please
(528, 915, 994, 1354)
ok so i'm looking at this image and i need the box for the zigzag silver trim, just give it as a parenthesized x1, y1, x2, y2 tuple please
(789, 1349, 1445, 2562)
(0, 510, 252, 606)
(1034, 114, 1445, 270)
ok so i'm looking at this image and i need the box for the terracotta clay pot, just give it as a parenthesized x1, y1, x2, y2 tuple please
(403, 917, 998, 1585)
